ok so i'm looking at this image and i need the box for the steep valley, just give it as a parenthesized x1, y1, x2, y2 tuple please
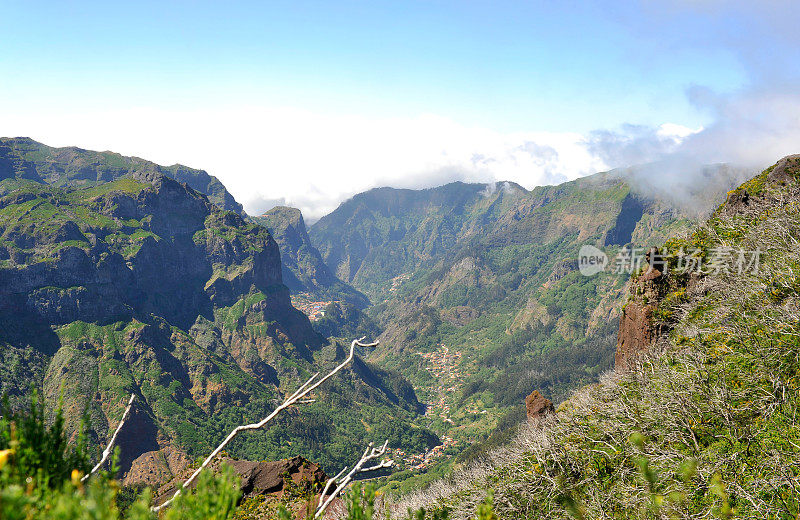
(0, 137, 753, 501)
(393, 154, 800, 519)
(308, 168, 748, 478)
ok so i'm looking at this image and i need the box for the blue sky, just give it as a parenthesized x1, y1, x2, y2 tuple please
(1, 1, 798, 218)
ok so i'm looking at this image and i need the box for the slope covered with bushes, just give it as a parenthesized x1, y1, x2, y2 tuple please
(396, 156, 800, 518)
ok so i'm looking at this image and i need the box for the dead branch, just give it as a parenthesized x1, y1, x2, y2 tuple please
(82, 393, 136, 483)
(315, 440, 394, 518)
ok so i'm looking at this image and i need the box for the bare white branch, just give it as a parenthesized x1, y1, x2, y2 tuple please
(153, 337, 379, 512)
(82, 393, 136, 483)
(319, 466, 348, 507)
(315, 439, 394, 518)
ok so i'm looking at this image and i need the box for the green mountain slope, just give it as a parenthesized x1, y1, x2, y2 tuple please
(0, 137, 244, 215)
(0, 161, 436, 485)
(309, 175, 704, 452)
(250, 206, 369, 308)
(398, 155, 800, 518)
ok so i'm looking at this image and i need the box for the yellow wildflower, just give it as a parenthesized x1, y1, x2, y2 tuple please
(0, 449, 12, 470)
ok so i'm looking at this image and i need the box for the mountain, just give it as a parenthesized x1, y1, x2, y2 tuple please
(250, 206, 369, 308)
(399, 155, 800, 519)
(0, 137, 244, 215)
(310, 181, 531, 299)
(0, 143, 437, 485)
(309, 171, 741, 470)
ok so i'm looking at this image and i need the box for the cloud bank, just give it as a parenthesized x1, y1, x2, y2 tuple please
(0, 107, 607, 221)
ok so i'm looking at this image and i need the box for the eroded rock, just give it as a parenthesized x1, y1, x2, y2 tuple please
(525, 390, 554, 420)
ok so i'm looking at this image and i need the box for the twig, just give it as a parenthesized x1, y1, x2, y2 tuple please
(82, 393, 136, 483)
(315, 440, 394, 518)
(153, 337, 379, 512)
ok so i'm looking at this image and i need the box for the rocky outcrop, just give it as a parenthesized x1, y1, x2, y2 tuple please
(615, 248, 668, 369)
(525, 390, 554, 420)
(767, 154, 800, 184)
(618, 155, 800, 369)
(152, 455, 327, 506)
(124, 446, 192, 489)
(225, 456, 327, 497)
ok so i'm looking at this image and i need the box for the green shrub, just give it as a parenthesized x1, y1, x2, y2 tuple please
(0, 392, 240, 519)
(0, 391, 91, 489)
(163, 465, 240, 520)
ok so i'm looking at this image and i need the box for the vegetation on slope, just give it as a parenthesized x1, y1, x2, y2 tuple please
(0, 391, 242, 519)
(0, 392, 492, 519)
(0, 137, 244, 215)
(396, 157, 800, 518)
(331, 176, 698, 462)
(0, 170, 436, 481)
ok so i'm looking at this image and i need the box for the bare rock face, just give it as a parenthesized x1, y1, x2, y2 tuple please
(525, 390, 554, 420)
(767, 154, 800, 184)
(152, 455, 327, 506)
(616, 300, 658, 368)
(721, 189, 752, 217)
(226, 456, 327, 497)
(124, 446, 192, 488)
(615, 249, 668, 369)
(642, 248, 666, 280)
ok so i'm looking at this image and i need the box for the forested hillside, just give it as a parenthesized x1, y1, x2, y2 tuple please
(396, 155, 800, 519)
(309, 171, 736, 468)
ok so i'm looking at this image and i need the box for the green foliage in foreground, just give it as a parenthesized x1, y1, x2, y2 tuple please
(0, 389, 499, 520)
(0, 392, 91, 490)
(0, 392, 239, 519)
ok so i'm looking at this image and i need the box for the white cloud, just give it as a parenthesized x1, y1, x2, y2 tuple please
(3, 91, 797, 224)
(656, 123, 702, 140)
(0, 106, 607, 221)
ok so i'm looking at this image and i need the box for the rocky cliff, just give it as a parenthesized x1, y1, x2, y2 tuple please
(0, 170, 322, 471)
(615, 155, 800, 368)
(251, 206, 368, 308)
(615, 249, 670, 368)
(0, 149, 435, 481)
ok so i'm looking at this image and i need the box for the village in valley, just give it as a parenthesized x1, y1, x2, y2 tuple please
(291, 290, 475, 471)
(290, 293, 339, 321)
(389, 344, 482, 470)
